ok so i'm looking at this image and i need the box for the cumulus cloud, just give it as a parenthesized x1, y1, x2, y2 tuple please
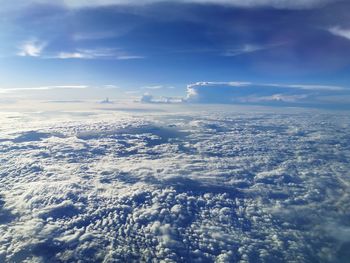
(185, 81, 350, 108)
(17, 39, 46, 57)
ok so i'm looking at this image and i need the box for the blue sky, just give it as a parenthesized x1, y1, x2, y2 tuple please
(1, 0, 350, 103)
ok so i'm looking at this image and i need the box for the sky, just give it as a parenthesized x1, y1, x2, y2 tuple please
(0, 0, 350, 105)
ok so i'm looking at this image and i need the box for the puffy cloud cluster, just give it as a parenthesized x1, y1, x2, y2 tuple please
(0, 106, 350, 262)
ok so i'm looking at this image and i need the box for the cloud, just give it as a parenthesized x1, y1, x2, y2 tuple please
(17, 39, 46, 57)
(43, 0, 337, 9)
(223, 44, 275, 56)
(0, 85, 88, 93)
(185, 81, 350, 108)
(57, 52, 89, 59)
(141, 85, 175, 90)
(54, 49, 144, 60)
(0, 107, 349, 262)
(117, 55, 145, 60)
(265, 83, 345, 91)
(328, 26, 350, 41)
(5, 0, 338, 11)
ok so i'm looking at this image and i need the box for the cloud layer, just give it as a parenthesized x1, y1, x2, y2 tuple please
(0, 105, 349, 262)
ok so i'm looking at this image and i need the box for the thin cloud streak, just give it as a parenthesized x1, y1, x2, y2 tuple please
(48, 49, 144, 60)
(328, 26, 350, 41)
(0, 85, 89, 93)
(54, 0, 337, 9)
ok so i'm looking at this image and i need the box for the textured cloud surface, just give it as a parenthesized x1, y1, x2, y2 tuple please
(0, 103, 350, 262)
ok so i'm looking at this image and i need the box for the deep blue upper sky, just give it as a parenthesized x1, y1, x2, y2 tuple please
(1, 0, 350, 95)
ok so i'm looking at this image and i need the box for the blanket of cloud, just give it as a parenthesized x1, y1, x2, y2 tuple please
(0, 102, 350, 263)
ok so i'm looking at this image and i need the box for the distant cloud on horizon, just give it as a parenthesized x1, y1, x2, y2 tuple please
(185, 81, 350, 108)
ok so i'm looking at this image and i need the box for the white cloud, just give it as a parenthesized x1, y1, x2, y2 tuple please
(6, 0, 335, 10)
(117, 55, 145, 60)
(141, 85, 175, 90)
(328, 26, 350, 41)
(57, 52, 90, 59)
(223, 42, 288, 57)
(57, 0, 335, 9)
(266, 83, 345, 91)
(0, 107, 349, 262)
(54, 49, 144, 60)
(185, 81, 349, 106)
(224, 44, 270, 56)
(0, 85, 88, 93)
(17, 39, 46, 57)
(187, 81, 251, 89)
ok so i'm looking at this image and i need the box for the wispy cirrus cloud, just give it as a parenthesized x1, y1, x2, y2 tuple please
(21, 0, 337, 9)
(328, 26, 350, 41)
(223, 43, 286, 57)
(141, 85, 175, 90)
(264, 83, 345, 91)
(224, 44, 271, 57)
(52, 49, 144, 60)
(16, 43, 144, 60)
(0, 85, 88, 93)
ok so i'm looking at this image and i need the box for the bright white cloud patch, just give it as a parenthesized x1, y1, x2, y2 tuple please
(17, 39, 46, 57)
(54, 49, 144, 60)
(328, 26, 350, 41)
(0, 85, 88, 93)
